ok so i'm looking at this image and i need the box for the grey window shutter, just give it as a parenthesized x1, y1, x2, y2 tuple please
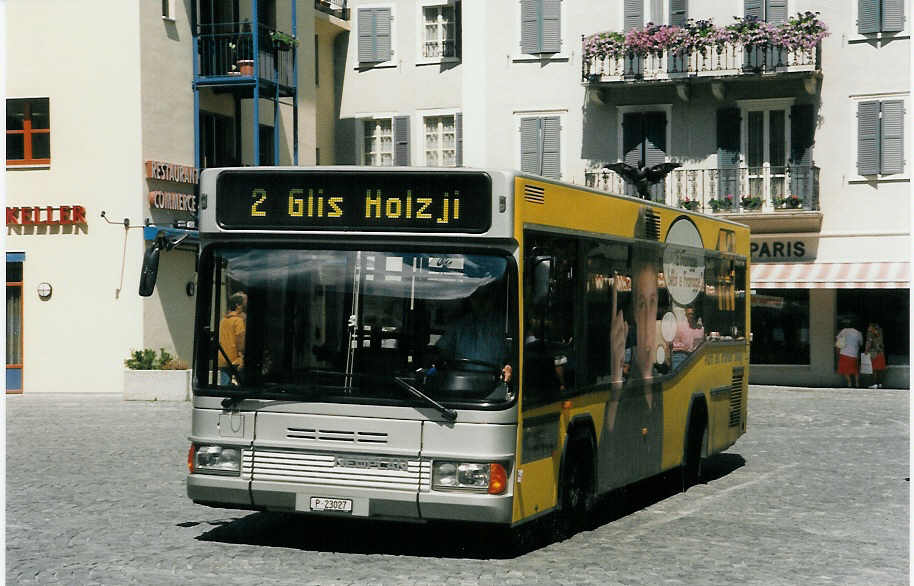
(520, 0, 539, 54)
(858, 0, 880, 33)
(520, 117, 540, 174)
(455, 113, 463, 167)
(394, 115, 410, 166)
(541, 0, 561, 54)
(624, 0, 643, 31)
(790, 104, 815, 200)
(882, 0, 905, 32)
(765, 0, 787, 24)
(541, 116, 561, 179)
(744, 0, 762, 20)
(358, 9, 376, 62)
(790, 104, 815, 166)
(643, 112, 667, 167)
(374, 8, 392, 62)
(644, 112, 667, 201)
(717, 108, 741, 198)
(880, 100, 905, 175)
(857, 101, 880, 175)
(622, 113, 642, 167)
(670, 0, 687, 27)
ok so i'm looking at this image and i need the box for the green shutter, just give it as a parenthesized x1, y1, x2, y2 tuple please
(766, 0, 787, 24)
(357, 9, 375, 62)
(374, 8, 392, 62)
(455, 113, 463, 167)
(857, 101, 880, 175)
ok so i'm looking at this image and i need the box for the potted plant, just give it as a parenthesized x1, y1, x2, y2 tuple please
(679, 197, 700, 211)
(123, 348, 191, 401)
(772, 194, 802, 209)
(740, 195, 762, 210)
(270, 30, 298, 51)
(708, 194, 735, 212)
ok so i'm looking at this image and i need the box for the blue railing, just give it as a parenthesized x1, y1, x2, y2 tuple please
(196, 23, 295, 89)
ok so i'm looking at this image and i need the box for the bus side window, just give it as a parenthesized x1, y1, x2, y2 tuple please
(523, 233, 576, 408)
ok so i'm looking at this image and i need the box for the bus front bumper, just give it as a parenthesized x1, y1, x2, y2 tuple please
(187, 475, 514, 524)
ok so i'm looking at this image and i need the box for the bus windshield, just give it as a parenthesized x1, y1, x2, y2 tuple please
(199, 247, 515, 406)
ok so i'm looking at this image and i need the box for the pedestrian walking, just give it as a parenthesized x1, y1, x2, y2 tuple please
(835, 321, 863, 388)
(864, 321, 887, 388)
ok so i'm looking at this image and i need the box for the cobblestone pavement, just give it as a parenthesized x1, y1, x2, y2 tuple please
(6, 386, 909, 585)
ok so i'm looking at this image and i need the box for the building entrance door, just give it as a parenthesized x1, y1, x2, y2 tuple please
(6, 254, 24, 392)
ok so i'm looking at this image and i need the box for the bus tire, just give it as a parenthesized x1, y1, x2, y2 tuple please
(682, 399, 707, 491)
(556, 441, 594, 538)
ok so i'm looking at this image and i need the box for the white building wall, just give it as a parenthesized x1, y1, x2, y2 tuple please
(7, 0, 146, 393)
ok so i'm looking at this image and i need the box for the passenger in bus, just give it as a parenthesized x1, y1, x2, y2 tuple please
(671, 306, 704, 369)
(218, 291, 247, 386)
(435, 286, 511, 381)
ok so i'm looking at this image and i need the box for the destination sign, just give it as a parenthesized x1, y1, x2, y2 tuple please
(215, 170, 492, 233)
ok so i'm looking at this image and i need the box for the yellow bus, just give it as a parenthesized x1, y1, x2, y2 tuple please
(144, 167, 749, 536)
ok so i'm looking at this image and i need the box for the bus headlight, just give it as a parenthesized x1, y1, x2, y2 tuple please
(192, 445, 241, 476)
(432, 461, 507, 494)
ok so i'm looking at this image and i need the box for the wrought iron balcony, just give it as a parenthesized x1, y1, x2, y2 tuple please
(585, 165, 820, 214)
(315, 0, 349, 20)
(196, 23, 296, 90)
(583, 42, 820, 84)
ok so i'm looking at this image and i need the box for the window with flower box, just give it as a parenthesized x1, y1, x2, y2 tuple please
(7, 98, 50, 167)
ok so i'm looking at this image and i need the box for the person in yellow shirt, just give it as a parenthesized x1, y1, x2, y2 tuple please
(218, 292, 247, 385)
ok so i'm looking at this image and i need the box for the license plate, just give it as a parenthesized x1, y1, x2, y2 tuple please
(310, 497, 353, 513)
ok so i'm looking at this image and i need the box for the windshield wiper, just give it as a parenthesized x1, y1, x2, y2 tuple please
(393, 375, 457, 422)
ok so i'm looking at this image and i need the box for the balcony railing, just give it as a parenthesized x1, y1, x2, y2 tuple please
(196, 23, 296, 89)
(315, 0, 349, 20)
(583, 42, 819, 83)
(584, 165, 820, 214)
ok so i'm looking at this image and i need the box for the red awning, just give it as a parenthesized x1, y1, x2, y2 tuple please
(751, 262, 910, 289)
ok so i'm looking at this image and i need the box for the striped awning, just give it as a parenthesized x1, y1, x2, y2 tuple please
(751, 262, 910, 289)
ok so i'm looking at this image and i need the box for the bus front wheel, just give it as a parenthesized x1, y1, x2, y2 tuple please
(556, 446, 594, 538)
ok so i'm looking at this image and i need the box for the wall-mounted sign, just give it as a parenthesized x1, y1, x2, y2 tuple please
(149, 190, 197, 213)
(145, 160, 199, 185)
(6, 206, 87, 225)
(750, 237, 818, 262)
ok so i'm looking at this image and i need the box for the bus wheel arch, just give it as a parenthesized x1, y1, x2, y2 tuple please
(556, 415, 596, 536)
(682, 393, 708, 490)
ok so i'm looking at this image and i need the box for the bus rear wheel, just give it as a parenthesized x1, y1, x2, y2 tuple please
(682, 405, 707, 491)
(556, 448, 593, 538)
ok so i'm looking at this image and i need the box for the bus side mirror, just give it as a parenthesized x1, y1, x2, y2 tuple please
(532, 256, 553, 308)
(138, 240, 162, 297)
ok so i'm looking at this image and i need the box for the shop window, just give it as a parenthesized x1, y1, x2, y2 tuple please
(750, 289, 810, 365)
(836, 289, 909, 365)
(7, 98, 50, 167)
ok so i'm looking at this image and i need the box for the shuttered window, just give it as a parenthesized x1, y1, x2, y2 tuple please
(520, 0, 561, 54)
(358, 7, 392, 63)
(858, 0, 905, 34)
(423, 115, 457, 167)
(520, 116, 561, 179)
(669, 0, 688, 27)
(622, 111, 668, 200)
(857, 100, 906, 176)
(624, 0, 643, 31)
(363, 118, 394, 166)
(744, 0, 787, 24)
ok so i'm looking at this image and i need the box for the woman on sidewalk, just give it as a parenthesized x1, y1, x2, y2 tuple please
(835, 322, 863, 388)
(864, 322, 887, 388)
